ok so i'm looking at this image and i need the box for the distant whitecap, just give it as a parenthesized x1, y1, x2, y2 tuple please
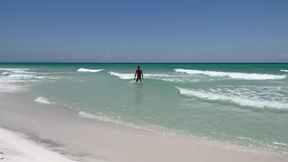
(77, 68, 103, 73)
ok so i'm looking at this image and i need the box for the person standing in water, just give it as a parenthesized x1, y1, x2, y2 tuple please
(134, 65, 143, 82)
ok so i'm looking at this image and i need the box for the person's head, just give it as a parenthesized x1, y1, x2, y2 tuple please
(137, 65, 140, 70)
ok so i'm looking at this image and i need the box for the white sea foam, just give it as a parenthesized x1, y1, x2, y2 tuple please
(108, 72, 134, 79)
(1, 72, 10, 75)
(34, 97, 51, 105)
(77, 68, 103, 73)
(280, 69, 288, 73)
(0, 127, 75, 162)
(0, 69, 34, 93)
(78, 111, 112, 121)
(0, 68, 59, 93)
(146, 73, 171, 77)
(272, 142, 287, 146)
(0, 84, 27, 93)
(108, 71, 183, 82)
(176, 87, 288, 110)
(0, 68, 32, 73)
(174, 69, 286, 80)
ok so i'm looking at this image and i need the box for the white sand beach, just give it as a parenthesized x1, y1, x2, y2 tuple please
(0, 93, 287, 162)
(0, 127, 75, 162)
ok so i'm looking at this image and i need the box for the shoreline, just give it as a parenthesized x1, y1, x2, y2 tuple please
(0, 127, 76, 162)
(0, 93, 287, 162)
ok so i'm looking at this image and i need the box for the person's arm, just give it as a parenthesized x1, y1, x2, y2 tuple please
(141, 71, 144, 79)
(134, 70, 137, 80)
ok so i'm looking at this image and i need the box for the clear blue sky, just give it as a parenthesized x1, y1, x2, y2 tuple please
(1, 0, 288, 62)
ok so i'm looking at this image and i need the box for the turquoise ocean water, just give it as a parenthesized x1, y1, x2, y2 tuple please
(1, 63, 288, 151)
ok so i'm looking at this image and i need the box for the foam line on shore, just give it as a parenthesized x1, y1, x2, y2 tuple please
(34, 97, 52, 105)
(77, 111, 182, 137)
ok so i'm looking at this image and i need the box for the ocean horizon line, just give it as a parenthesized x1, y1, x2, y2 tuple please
(0, 61, 287, 64)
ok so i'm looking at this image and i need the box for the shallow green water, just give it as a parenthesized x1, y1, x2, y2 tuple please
(1, 63, 288, 151)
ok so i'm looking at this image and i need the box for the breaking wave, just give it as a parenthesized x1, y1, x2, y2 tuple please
(174, 69, 286, 80)
(0, 68, 59, 93)
(108, 71, 169, 80)
(77, 68, 103, 73)
(280, 70, 288, 73)
(1, 72, 10, 75)
(108, 71, 193, 82)
(176, 87, 288, 110)
(0, 68, 32, 74)
(108, 72, 134, 80)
